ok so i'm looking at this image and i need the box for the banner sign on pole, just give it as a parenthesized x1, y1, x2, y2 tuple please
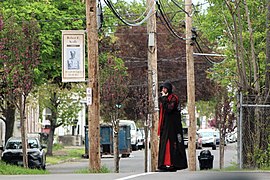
(62, 30, 85, 82)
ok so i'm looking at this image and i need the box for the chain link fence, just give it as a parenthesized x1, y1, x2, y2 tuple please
(238, 92, 270, 168)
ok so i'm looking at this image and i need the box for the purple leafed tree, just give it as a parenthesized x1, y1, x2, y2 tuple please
(100, 54, 130, 172)
(0, 16, 40, 168)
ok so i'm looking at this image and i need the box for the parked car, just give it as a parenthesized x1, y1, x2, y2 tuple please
(183, 127, 203, 149)
(137, 128, 144, 150)
(139, 127, 151, 149)
(1, 137, 46, 169)
(197, 129, 217, 150)
(196, 133, 203, 149)
(213, 130, 227, 146)
(183, 128, 188, 147)
(226, 128, 237, 143)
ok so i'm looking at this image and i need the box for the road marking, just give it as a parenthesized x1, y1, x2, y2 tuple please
(115, 172, 156, 180)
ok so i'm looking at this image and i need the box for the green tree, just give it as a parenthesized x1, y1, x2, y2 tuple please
(196, 0, 269, 168)
(38, 83, 85, 156)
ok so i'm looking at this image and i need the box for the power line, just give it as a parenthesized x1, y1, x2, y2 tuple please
(193, 1, 209, 7)
(102, 0, 189, 41)
(171, 0, 189, 16)
(190, 2, 226, 65)
(193, 53, 226, 57)
(103, 0, 155, 26)
(194, 39, 226, 64)
(156, 0, 186, 40)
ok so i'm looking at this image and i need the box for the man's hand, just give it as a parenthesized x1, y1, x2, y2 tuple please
(161, 91, 168, 97)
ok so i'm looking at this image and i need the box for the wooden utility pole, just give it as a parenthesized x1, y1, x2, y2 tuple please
(185, 0, 196, 171)
(86, 0, 101, 170)
(147, 0, 159, 172)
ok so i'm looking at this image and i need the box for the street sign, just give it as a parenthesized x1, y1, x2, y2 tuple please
(86, 88, 92, 105)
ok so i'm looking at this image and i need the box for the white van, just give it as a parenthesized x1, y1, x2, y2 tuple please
(119, 120, 138, 151)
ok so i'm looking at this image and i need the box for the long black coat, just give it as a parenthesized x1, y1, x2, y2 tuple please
(158, 94, 188, 170)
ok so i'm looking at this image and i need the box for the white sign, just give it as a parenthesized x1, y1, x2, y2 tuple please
(86, 88, 92, 105)
(62, 30, 85, 82)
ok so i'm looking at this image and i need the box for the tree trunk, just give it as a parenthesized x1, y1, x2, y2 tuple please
(46, 126, 55, 156)
(242, 106, 256, 168)
(113, 118, 120, 173)
(236, 3, 249, 90)
(20, 95, 28, 168)
(244, 0, 259, 92)
(261, 0, 270, 168)
(216, 97, 225, 170)
(244, 2, 262, 163)
(219, 125, 225, 169)
(47, 92, 58, 156)
(265, 0, 270, 91)
(225, 0, 248, 90)
(5, 102, 15, 142)
(226, 0, 260, 168)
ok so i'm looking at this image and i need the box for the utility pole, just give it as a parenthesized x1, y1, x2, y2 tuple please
(86, 0, 101, 171)
(147, 0, 159, 172)
(185, 0, 196, 171)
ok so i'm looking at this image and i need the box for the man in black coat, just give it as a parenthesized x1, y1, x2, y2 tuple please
(157, 81, 188, 172)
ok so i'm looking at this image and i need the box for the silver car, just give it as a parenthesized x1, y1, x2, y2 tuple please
(197, 129, 217, 150)
(1, 137, 46, 169)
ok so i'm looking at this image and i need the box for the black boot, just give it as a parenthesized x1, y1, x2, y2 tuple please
(155, 166, 169, 172)
(155, 169, 169, 172)
(167, 166, 177, 172)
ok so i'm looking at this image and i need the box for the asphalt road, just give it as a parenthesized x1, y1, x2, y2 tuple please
(1, 144, 269, 180)
(0, 171, 269, 180)
(46, 142, 238, 174)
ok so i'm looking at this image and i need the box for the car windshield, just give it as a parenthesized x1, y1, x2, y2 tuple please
(6, 139, 38, 149)
(28, 139, 38, 148)
(199, 132, 215, 138)
(6, 140, 22, 149)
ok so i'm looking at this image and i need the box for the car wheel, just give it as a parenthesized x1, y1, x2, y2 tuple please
(121, 154, 130, 158)
(212, 145, 216, 150)
(41, 156, 46, 170)
(132, 144, 138, 151)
